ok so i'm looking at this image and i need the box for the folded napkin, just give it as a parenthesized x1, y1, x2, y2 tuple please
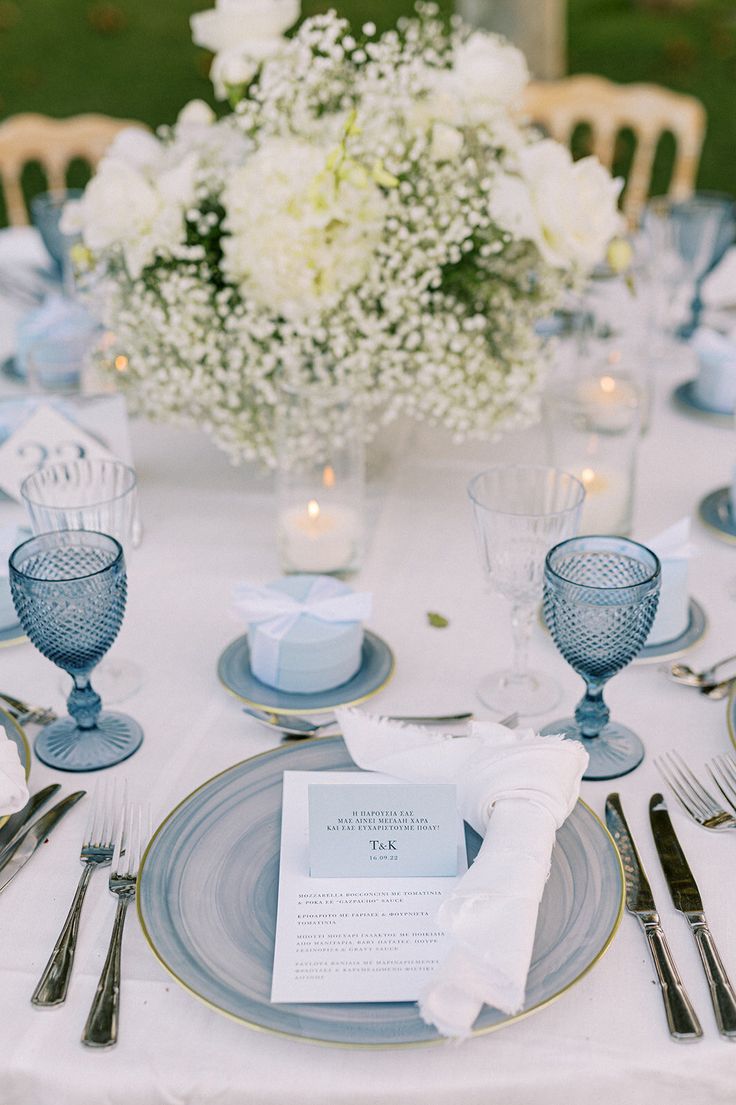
(645, 518, 696, 646)
(0, 730, 28, 816)
(691, 328, 736, 412)
(701, 248, 736, 310)
(336, 708, 588, 1037)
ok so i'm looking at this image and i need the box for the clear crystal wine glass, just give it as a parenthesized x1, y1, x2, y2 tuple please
(467, 465, 585, 716)
(540, 535, 660, 780)
(20, 458, 142, 702)
(8, 530, 143, 771)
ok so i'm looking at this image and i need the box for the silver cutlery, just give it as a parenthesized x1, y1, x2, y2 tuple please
(671, 653, 736, 687)
(0, 691, 58, 726)
(0, 792, 86, 894)
(0, 784, 60, 853)
(649, 792, 736, 1038)
(32, 783, 116, 1007)
(605, 792, 702, 1041)
(699, 675, 736, 701)
(655, 751, 736, 832)
(82, 801, 150, 1048)
(243, 707, 518, 739)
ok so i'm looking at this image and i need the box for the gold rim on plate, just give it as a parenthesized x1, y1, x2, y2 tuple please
(137, 746, 624, 1049)
(218, 631, 395, 716)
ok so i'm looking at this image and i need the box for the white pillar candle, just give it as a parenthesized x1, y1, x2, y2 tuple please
(577, 374, 640, 432)
(579, 466, 632, 534)
(278, 498, 359, 574)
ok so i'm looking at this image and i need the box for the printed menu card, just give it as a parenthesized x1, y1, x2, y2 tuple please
(270, 771, 467, 1004)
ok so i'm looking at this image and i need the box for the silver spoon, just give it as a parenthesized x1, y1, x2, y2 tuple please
(671, 652, 736, 687)
(700, 675, 736, 701)
(242, 706, 475, 738)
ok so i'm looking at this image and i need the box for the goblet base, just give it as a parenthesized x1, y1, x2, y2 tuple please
(477, 669, 561, 716)
(540, 717, 644, 780)
(34, 711, 144, 772)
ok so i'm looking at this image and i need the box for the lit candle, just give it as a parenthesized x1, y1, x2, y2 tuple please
(279, 497, 360, 573)
(577, 374, 640, 433)
(579, 466, 631, 534)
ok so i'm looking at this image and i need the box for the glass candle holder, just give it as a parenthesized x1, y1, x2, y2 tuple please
(276, 385, 364, 576)
(545, 373, 641, 537)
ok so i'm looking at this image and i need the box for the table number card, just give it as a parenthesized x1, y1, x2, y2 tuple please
(0, 404, 115, 501)
(308, 783, 459, 877)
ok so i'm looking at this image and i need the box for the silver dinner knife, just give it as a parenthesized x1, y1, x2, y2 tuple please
(650, 792, 736, 1039)
(0, 791, 86, 894)
(605, 792, 702, 1041)
(0, 784, 61, 854)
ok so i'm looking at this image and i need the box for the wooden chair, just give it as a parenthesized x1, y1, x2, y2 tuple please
(521, 74, 706, 225)
(0, 113, 147, 226)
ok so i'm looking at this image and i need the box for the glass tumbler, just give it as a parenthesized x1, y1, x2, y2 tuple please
(9, 530, 143, 771)
(467, 465, 585, 716)
(541, 535, 660, 780)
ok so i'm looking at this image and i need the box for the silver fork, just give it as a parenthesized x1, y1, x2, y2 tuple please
(0, 691, 58, 727)
(32, 782, 116, 1007)
(82, 801, 150, 1048)
(655, 751, 736, 832)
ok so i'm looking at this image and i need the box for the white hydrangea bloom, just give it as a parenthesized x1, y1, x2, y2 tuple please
(222, 137, 387, 318)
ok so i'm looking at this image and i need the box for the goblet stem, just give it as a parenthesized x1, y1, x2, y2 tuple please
(509, 602, 535, 682)
(67, 674, 102, 731)
(574, 679, 610, 738)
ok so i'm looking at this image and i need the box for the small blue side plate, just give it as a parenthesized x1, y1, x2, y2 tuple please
(672, 380, 734, 426)
(218, 630, 395, 715)
(635, 598, 707, 664)
(698, 486, 736, 544)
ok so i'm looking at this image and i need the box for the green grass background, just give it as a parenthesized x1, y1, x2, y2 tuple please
(0, 0, 733, 221)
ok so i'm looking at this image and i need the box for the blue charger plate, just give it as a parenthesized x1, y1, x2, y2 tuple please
(217, 630, 395, 715)
(698, 486, 736, 544)
(137, 737, 624, 1047)
(672, 380, 734, 427)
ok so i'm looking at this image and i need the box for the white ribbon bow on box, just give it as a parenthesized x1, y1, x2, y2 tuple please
(233, 577, 372, 686)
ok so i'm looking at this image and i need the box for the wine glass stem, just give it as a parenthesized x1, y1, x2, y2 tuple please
(509, 602, 534, 682)
(67, 673, 102, 730)
(575, 679, 610, 738)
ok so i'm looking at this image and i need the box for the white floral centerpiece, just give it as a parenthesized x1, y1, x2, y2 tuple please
(65, 1, 623, 467)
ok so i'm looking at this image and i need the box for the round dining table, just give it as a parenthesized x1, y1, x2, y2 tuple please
(0, 227, 734, 1105)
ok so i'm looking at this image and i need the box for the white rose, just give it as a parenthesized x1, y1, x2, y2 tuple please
(191, 0, 299, 54)
(177, 99, 216, 128)
(454, 32, 529, 122)
(210, 49, 258, 99)
(430, 122, 464, 162)
(491, 139, 624, 272)
(104, 127, 164, 173)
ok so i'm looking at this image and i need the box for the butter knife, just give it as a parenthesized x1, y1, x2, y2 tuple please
(0, 785, 61, 854)
(605, 792, 702, 1041)
(0, 791, 85, 895)
(650, 792, 736, 1039)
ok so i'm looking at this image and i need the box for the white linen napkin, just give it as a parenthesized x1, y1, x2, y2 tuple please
(336, 708, 588, 1038)
(645, 518, 696, 646)
(0, 729, 28, 815)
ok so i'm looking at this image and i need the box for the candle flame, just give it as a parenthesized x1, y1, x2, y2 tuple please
(581, 467, 596, 487)
(606, 349, 622, 366)
(114, 354, 129, 372)
(600, 375, 616, 393)
(322, 465, 335, 489)
(307, 499, 320, 520)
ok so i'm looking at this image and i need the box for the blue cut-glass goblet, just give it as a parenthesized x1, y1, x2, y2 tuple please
(540, 535, 660, 780)
(8, 530, 143, 771)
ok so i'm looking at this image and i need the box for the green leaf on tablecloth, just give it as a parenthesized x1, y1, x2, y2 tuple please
(426, 611, 449, 629)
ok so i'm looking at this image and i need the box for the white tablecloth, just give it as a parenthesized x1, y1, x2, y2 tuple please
(1, 228, 735, 1105)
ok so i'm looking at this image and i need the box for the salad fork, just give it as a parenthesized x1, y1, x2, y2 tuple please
(32, 782, 116, 1007)
(655, 751, 736, 832)
(82, 801, 150, 1048)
